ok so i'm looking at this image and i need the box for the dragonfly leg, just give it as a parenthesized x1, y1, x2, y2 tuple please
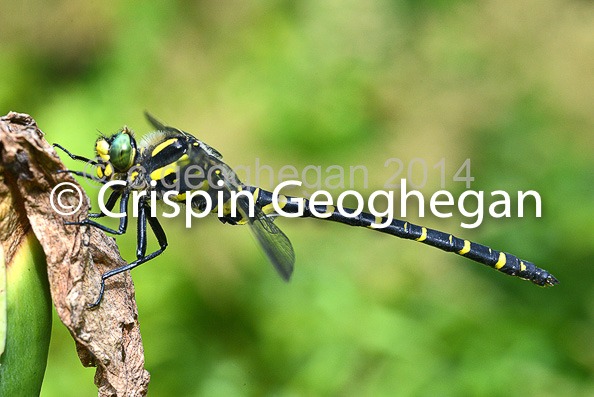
(66, 191, 129, 234)
(88, 201, 167, 308)
(88, 190, 122, 219)
(53, 143, 98, 165)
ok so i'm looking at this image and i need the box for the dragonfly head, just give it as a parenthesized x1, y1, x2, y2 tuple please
(95, 126, 138, 177)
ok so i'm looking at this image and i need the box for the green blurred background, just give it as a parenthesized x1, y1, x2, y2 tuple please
(1, 0, 592, 395)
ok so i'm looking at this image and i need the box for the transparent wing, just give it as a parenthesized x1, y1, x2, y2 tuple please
(237, 196, 295, 281)
(144, 111, 182, 135)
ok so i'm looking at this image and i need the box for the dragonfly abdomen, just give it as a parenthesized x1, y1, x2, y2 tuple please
(248, 186, 559, 287)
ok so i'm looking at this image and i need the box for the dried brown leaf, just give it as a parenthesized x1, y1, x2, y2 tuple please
(0, 112, 149, 397)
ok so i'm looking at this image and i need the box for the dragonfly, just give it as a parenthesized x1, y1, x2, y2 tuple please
(54, 112, 559, 307)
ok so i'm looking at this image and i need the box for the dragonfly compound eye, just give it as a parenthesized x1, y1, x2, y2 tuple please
(110, 133, 134, 171)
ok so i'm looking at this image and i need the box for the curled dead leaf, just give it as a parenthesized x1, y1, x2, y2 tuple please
(0, 112, 149, 396)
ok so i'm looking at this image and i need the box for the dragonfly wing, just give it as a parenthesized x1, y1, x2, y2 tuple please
(238, 197, 295, 281)
(182, 142, 295, 280)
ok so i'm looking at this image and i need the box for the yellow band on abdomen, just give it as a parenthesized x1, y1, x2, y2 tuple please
(495, 252, 506, 269)
(458, 240, 471, 255)
(415, 227, 427, 242)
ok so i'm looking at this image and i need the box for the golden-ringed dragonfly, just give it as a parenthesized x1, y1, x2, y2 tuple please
(54, 112, 559, 307)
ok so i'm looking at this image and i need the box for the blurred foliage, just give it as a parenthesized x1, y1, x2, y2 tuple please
(1, 0, 592, 396)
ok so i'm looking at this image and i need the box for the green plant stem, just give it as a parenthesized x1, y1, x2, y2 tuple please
(0, 232, 52, 396)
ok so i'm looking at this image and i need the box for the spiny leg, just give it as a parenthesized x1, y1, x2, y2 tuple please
(56, 169, 107, 185)
(88, 190, 122, 219)
(136, 199, 148, 259)
(53, 143, 98, 165)
(66, 191, 130, 235)
(88, 202, 168, 308)
(54, 143, 108, 185)
(87, 198, 143, 308)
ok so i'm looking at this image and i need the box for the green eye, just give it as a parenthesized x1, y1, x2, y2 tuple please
(110, 133, 134, 171)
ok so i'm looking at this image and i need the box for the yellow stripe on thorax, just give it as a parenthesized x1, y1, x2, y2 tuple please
(152, 138, 178, 157)
(150, 165, 177, 181)
(150, 153, 190, 181)
(175, 154, 189, 166)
